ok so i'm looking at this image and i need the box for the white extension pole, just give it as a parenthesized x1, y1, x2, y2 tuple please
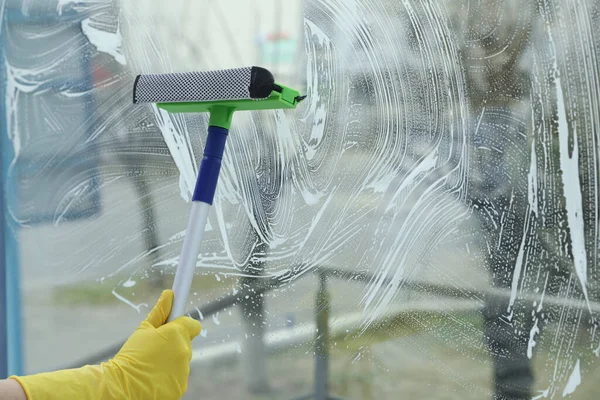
(168, 201, 211, 321)
(166, 123, 229, 321)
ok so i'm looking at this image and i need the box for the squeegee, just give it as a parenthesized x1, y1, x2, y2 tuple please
(133, 66, 305, 321)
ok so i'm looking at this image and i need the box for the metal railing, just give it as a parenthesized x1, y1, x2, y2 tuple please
(64, 265, 599, 400)
(63, 265, 472, 370)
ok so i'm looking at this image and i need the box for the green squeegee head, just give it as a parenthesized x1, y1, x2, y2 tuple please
(133, 66, 305, 129)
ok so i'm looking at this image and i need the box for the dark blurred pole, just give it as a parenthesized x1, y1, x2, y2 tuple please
(129, 174, 164, 287)
(476, 197, 534, 399)
(0, 98, 7, 377)
(0, 9, 7, 381)
(240, 241, 270, 393)
(314, 271, 331, 400)
(460, 1, 536, 398)
(239, 122, 276, 393)
(0, 9, 23, 377)
(99, 0, 164, 288)
(0, 179, 7, 380)
(239, 109, 284, 394)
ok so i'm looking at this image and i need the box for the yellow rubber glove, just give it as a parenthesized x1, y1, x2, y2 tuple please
(10, 290, 201, 400)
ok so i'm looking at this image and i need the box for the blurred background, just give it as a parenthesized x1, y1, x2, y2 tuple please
(1, 0, 600, 399)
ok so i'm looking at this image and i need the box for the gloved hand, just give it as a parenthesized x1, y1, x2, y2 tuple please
(11, 290, 201, 400)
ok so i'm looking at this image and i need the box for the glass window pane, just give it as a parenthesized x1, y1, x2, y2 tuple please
(1, 0, 599, 399)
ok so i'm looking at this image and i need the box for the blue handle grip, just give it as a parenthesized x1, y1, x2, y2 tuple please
(192, 126, 229, 204)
